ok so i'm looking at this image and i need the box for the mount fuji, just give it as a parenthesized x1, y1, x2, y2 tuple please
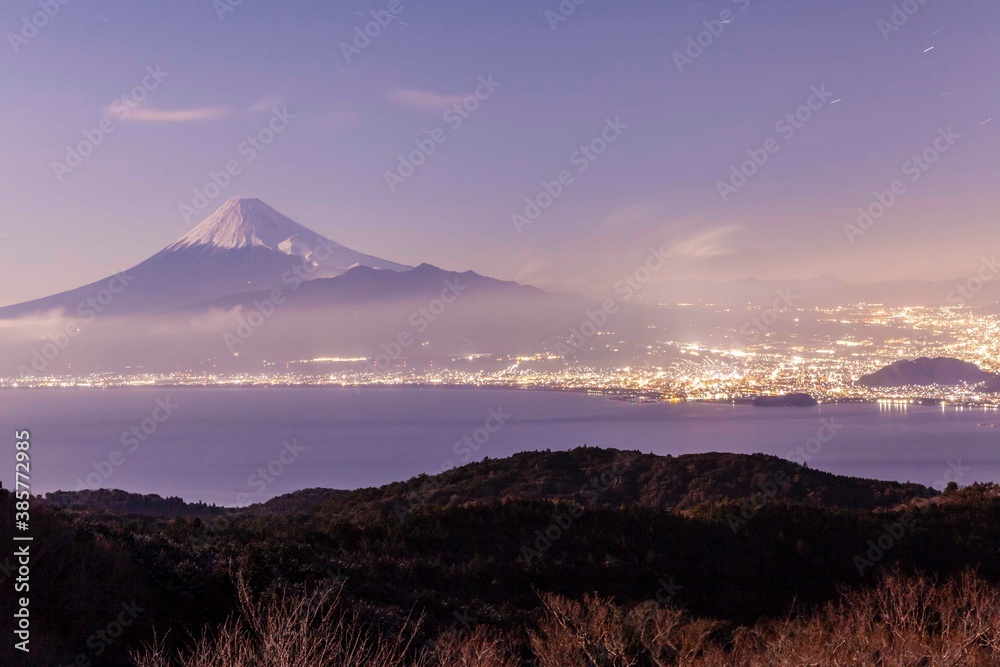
(163, 198, 406, 273)
(0, 198, 663, 373)
(0, 198, 408, 318)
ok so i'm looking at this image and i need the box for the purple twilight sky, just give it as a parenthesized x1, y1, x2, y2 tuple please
(1, 0, 998, 306)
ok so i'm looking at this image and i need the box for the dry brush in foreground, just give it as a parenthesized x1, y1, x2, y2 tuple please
(135, 571, 1000, 667)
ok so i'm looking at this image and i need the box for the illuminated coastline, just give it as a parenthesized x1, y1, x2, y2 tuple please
(2, 303, 998, 407)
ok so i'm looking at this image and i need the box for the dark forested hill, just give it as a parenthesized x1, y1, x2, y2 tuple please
(247, 447, 933, 521)
(7, 448, 1000, 666)
(42, 447, 934, 521)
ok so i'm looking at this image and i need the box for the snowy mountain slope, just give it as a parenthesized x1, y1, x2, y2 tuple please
(161, 198, 407, 273)
(0, 198, 408, 318)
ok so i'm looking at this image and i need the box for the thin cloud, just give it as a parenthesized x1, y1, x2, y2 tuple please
(122, 107, 232, 122)
(599, 204, 655, 228)
(669, 225, 743, 259)
(387, 88, 466, 112)
(246, 95, 287, 114)
(512, 257, 551, 288)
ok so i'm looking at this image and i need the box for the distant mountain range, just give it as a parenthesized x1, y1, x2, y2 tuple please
(858, 357, 1000, 389)
(178, 261, 543, 313)
(637, 274, 1000, 308)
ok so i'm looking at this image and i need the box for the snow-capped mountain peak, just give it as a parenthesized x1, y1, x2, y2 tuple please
(160, 197, 407, 273)
(167, 198, 333, 260)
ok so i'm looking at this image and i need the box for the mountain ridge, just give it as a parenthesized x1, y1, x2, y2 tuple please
(0, 197, 407, 318)
(246, 446, 934, 521)
(40, 446, 936, 518)
(167, 261, 543, 314)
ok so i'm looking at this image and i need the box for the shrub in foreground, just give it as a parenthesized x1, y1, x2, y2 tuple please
(136, 571, 1000, 666)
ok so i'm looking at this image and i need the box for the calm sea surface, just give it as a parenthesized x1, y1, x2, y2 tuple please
(2, 387, 998, 504)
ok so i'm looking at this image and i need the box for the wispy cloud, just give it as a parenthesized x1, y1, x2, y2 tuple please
(121, 97, 292, 122)
(121, 106, 232, 123)
(599, 204, 656, 228)
(669, 225, 743, 259)
(246, 95, 287, 114)
(387, 88, 466, 112)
